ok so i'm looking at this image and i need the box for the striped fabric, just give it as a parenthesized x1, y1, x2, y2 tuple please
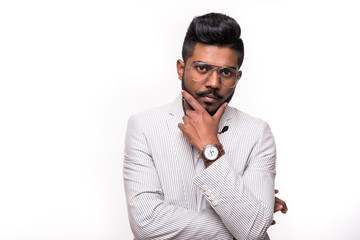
(123, 95, 276, 240)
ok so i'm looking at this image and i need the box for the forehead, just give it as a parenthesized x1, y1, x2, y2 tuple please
(188, 43, 239, 68)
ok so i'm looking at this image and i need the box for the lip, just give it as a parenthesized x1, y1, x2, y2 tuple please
(200, 95, 218, 103)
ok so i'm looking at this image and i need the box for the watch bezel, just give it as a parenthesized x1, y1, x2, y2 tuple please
(203, 144, 220, 161)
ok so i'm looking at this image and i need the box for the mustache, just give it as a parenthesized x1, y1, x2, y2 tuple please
(195, 89, 224, 99)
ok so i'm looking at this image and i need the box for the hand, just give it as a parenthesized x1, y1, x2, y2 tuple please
(271, 189, 288, 225)
(178, 90, 227, 151)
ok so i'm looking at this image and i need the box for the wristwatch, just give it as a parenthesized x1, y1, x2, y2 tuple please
(201, 144, 224, 161)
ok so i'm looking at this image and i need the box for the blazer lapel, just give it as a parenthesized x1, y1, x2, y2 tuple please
(217, 107, 234, 152)
(165, 95, 235, 211)
(166, 95, 197, 210)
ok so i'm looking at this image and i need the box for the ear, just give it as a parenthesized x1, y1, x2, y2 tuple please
(176, 59, 185, 81)
(237, 70, 242, 80)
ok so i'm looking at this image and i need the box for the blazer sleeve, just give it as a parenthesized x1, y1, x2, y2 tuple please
(193, 121, 276, 240)
(123, 115, 233, 240)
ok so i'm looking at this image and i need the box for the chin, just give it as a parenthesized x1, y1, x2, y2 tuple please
(205, 105, 219, 116)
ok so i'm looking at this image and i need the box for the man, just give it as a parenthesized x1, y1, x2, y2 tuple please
(124, 13, 287, 239)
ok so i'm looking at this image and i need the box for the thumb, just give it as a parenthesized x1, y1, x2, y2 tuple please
(213, 102, 228, 121)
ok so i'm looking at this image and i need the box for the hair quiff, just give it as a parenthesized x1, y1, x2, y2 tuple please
(182, 12, 244, 68)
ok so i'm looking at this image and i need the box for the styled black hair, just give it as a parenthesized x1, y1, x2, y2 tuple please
(182, 12, 244, 68)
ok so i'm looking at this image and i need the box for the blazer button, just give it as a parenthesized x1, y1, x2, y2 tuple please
(201, 185, 209, 191)
(212, 199, 219, 206)
(209, 195, 215, 201)
(205, 189, 212, 196)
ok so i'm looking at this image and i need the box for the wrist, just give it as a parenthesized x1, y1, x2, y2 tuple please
(199, 143, 224, 167)
(204, 150, 225, 168)
(197, 137, 220, 152)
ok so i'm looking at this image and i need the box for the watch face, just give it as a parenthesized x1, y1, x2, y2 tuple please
(204, 145, 219, 161)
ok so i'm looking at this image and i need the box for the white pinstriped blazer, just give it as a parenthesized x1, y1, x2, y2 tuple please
(124, 95, 276, 240)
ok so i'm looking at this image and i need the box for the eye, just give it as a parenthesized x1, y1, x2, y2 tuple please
(194, 64, 210, 73)
(221, 68, 234, 77)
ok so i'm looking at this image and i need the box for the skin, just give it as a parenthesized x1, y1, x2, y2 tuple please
(177, 43, 242, 117)
(176, 42, 287, 224)
(176, 43, 241, 167)
(273, 189, 288, 225)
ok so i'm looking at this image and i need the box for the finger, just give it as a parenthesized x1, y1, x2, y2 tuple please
(275, 189, 279, 194)
(181, 90, 205, 112)
(271, 220, 276, 225)
(275, 203, 283, 209)
(281, 203, 288, 213)
(275, 201, 288, 213)
(275, 196, 284, 204)
(275, 197, 286, 206)
(276, 204, 287, 213)
(213, 101, 228, 121)
(274, 203, 283, 210)
(274, 204, 283, 213)
(178, 122, 192, 135)
(178, 123, 184, 131)
(185, 109, 195, 117)
(274, 197, 288, 213)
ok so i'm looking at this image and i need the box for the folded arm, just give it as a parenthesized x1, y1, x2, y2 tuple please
(123, 115, 233, 240)
(180, 90, 276, 239)
(193, 121, 276, 239)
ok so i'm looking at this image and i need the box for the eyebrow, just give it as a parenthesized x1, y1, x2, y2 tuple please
(194, 61, 238, 70)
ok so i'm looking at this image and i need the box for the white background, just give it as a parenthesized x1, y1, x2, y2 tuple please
(1, 0, 360, 239)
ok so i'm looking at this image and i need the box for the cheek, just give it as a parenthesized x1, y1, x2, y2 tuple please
(182, 76, 199, 93)
(223, 89, 236, 102)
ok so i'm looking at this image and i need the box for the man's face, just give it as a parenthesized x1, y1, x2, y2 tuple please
(177, 43, 242, 115)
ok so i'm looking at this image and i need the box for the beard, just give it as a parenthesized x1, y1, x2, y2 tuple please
(181, 73, 235, 116)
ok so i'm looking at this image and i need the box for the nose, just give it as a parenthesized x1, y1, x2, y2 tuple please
(205, 69, 221, 89)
